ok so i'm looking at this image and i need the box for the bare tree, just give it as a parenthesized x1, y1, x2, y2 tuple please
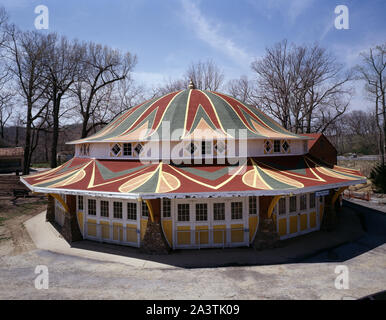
(249, 40, 353, 133)
(42, 34, 82, 167)
(72, 42, 137, 138)
(226, 75, 255, 104)
(4, 27, 51, 174)
(356, 44, 386, 164)
(185, 59, 224, 91)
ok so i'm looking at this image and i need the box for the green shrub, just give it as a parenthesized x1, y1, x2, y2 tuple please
(369, 163, 386, 193)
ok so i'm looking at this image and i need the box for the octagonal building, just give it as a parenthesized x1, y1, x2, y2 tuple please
(21, 82, 366, 252)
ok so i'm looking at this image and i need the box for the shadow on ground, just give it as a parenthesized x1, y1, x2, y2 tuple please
(69, 203, 386, 269)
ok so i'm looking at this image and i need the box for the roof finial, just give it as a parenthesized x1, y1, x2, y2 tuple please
(188, 79, 196, 89)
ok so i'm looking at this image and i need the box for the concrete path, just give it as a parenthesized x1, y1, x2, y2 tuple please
(0, 206, 384, 299)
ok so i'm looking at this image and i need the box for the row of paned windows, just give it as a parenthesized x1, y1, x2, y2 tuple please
(278, 193, 317, 215)
(79, 197, 151, 220)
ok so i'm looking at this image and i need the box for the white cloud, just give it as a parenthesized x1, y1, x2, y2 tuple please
(180, 0, 251, 67)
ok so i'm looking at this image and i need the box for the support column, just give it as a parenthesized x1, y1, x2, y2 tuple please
(253, 196, 280, 250)
(46, 194, 55, 223)
(61, 195, 83, 243)
(140, 198, 171, 254)
(321, 190, 336, 231)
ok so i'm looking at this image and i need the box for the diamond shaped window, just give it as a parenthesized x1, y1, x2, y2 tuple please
(134, 143, 143, 155)
(264, 140, 272, 153)
(214, 141, 226, 154)
(282, 140, 289, 152)
(186, 142, 197, 154)
(111, 144, 121, 156)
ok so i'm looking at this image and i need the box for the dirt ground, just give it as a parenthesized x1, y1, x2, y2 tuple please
(0, 195, 47, 256)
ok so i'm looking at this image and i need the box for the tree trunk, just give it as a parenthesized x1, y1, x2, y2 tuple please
(50, 91, 60, 168)
(23, 103, 32, 175)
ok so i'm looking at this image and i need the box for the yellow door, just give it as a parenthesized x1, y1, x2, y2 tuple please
(289, 215, 298, 234)
(300, 213, 308, 231)
(195, 225, 209, 245)
(309, 212, 317, 228)
(278, 217, 287, 236)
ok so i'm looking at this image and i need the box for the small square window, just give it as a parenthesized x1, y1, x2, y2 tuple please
(177, 203, 190, 221)
(88, 199, 96, 216)
(213, 203, 225, 220)
(100, 200, 109, 217)
(113, 202, 122, 219)
(274, 140, 281, 153)
(231, 202, 243, 220)
(162, 199, 171, 218)
(127, 202, 137, 220)
(123, 143, 132, 156)
(195, 203, 208, 221)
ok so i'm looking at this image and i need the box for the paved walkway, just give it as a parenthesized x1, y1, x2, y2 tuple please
(0, 206, 384, 300)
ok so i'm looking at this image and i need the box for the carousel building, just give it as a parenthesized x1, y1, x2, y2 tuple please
(21, 82, 366, 252)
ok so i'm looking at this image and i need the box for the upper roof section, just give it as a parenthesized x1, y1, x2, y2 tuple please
(68, 89, 311, 144)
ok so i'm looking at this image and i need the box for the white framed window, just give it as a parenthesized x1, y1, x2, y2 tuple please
(177, 203, 190, 221)
(201, 141, 212, 155)
(278, 197, 286, 215)
(88, 199, 96, 216)
(162, 199, 171, 218)
(248, 196, 257, 215)
(127, 202, 137, 220)
(195, 203, 208, 221)
(289, 196, 297, 213)
(309, 193, 316, 209)
(213, 203, 225, 220)
(123, 143, 132, 156)
(273, 140, 281, 153)
(300, 194, 307, 211)
(141, 201, 149, 217)
(100, 200, 109, 217)
(231, 202, 243, 220)
(113, 201, 123, 219)
(77, 196, 84, 211)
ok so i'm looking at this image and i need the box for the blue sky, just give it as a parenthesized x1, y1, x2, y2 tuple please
(1, 0, 385, 110)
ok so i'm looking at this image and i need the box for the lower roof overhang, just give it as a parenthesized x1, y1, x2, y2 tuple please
(21, 156, 367, 200)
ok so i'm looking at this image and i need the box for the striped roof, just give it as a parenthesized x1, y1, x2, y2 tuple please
(68, 89, 311, 144)
(21, 156, 366, 198)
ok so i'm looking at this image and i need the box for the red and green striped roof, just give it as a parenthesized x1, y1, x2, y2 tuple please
(68, 89, 311, 144)
(21, 156, 366, 198)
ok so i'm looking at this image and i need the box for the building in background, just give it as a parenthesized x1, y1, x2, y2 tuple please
(0, 147, 24, 174)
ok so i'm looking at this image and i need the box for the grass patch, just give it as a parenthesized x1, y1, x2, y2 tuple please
(338, 159, 379, 177)
(31, 162, 50, 168)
